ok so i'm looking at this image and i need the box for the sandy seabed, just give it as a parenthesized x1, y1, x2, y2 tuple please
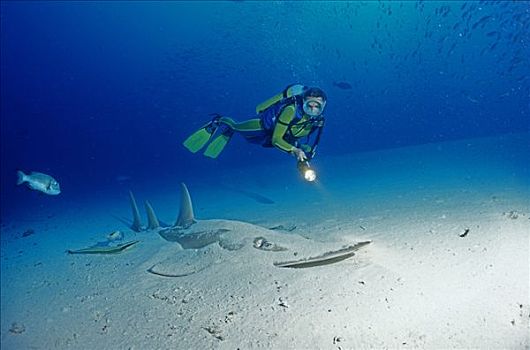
(1, 133, 529, 349)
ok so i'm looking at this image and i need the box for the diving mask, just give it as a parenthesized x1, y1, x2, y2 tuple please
(303, 97, 326, 117)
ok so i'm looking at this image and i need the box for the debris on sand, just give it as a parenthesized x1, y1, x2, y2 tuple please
(459, 228, 470, 238)
(9, 322, 26, 334)
(503, 211, 520, 220)
(202, 326, 224, 341)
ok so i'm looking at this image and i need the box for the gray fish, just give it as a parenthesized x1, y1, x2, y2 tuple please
(16, 170, 61, 195)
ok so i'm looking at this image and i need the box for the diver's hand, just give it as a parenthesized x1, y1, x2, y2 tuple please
(291, 147, 307, 162)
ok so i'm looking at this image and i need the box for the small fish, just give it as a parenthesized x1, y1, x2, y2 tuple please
(16, 170, 61, 195)
(333, 81, 353, 90)
(472, 15, 493, 30)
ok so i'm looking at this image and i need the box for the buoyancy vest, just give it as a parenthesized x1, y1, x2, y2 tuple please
(255, 84, 325, 157)
(257, 84, 307, 131)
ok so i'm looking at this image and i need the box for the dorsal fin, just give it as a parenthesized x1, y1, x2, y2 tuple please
(176, 183, 196, 227)
(145, 200, 160, 230)
(129, 191, 143, 232)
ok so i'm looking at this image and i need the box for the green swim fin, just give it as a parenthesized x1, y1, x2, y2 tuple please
(183, 121, 218, 153)
(203, 131, 233, 158)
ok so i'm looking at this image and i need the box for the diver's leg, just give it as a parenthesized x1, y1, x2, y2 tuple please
(219, 117, 269, 144)
(218, 117, 262, 132)
(203, 117, 263, 158)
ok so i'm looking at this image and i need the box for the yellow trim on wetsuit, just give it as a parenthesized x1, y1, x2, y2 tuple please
(271, 105, 314, 153)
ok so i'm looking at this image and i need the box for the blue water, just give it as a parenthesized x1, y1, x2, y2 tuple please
(1, 1, 529, 218)
(1, 3, 530, 348)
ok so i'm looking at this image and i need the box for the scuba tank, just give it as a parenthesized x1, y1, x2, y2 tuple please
(255, 84, 307, 114)
(256, 84, 307, 132)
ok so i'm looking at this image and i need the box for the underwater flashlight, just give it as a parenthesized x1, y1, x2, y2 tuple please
(297, 161, 317, 182)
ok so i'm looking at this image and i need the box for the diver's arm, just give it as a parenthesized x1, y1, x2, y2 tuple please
(271, 106, 307, 161)
(271, 106, 297, 152)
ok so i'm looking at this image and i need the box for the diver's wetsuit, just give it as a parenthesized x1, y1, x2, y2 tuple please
(217, 103, 322, 154)
(183, 84, 325, 159)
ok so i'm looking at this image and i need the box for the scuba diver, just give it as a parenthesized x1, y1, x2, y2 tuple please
(183, 84, 327, 170)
